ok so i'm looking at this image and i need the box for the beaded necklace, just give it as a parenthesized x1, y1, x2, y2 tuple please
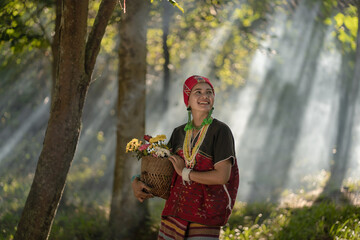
(184, 107, 213, 131)
(182, 107, 214, 169)
(183, 124, 210, 169)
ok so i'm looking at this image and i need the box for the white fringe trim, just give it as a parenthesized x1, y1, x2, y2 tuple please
(223, 185, 232, 210)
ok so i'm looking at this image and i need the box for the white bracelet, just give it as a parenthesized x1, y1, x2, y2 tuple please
(182, 168, 192, 185)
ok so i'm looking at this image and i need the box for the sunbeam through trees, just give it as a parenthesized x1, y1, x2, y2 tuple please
(0, 0, 360, 239)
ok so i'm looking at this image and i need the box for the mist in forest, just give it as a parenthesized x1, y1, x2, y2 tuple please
(0, 0, 359, 206)
(148, 0, 360, 203)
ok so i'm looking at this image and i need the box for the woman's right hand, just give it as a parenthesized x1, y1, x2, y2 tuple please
(168, 154, 185, 176)
(131, 178, 154, 202)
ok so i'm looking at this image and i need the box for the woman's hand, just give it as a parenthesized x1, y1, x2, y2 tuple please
(131, 178, 153, 202)
(168, 154, 185, 176)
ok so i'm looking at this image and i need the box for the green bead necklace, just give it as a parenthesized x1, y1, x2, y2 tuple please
(184, 107, 214, 131)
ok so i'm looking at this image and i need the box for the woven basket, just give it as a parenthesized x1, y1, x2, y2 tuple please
(140, 155, 174, 199)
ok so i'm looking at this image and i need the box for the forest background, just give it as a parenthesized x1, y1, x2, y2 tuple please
(1, 0, 360, 239)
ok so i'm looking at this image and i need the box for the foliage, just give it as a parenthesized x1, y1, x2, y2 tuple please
(0, 175, 32, 240)
(50, 201, 160, 240)
(65, 155, 111, 205)
(327, 3, 358, 52)
(343, 178, 360, 192)
(0, 0, 53, 54)
(221, 202, 360, 240)
(0, 0, 120, 68)
(227, 202, 278, 228)
(146, 0, 303, 93)
(147, 0, 259, 92)
(151, 0, 184, 13)
(277, 203, 360, 240)
(329, 216, 360, 240)
(49, 204, 110, 240)
(214, 5, 261, 91)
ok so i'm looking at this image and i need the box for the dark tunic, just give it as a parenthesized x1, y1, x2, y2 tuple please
(161, 118, 239, 226)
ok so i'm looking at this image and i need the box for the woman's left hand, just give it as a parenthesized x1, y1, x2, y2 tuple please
(168, 154, 185, 176)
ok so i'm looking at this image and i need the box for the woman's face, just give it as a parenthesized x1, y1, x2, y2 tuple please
(188, 82, 214, 113)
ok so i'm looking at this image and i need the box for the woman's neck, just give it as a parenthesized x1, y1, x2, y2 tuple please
(191, 111, 209, 128)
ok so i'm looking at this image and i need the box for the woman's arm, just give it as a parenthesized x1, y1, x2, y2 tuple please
(168, 155, 232, 185)
(190, 159, 232, 185)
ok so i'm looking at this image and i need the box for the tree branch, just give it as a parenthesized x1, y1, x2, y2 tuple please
(85, 0, 117, 76)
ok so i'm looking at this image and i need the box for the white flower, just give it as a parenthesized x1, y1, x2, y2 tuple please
(153, 146, 170, 157)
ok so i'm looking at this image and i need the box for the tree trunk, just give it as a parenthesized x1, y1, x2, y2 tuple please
(162, 0, 174, 110)
(322, 3, 360, 196)
(14, 0, 117, 239)
(109, 0, 150, 239)
(50, 0, 61, 104)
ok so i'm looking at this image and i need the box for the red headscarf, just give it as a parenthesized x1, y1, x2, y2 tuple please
(183, 75, 215, 107)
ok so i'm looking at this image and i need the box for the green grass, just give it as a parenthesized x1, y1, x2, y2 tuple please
(49, 204, 110, 240)
(221, 202, 360, 240)
(1, 199, 359, 240)
(1, 172, 359, 240)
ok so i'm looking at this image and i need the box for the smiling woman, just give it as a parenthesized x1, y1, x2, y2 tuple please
(131, 75, 239, 240)
(186, 82, 215, 122)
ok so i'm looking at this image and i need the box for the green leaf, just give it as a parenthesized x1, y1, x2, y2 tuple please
(343, 15, 357, 37)
(6, 28, 14, 35)
(334, 13, 344, 27)
(324, 17, 332, 26)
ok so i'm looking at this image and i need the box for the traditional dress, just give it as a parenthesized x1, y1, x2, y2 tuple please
(158, 216, 220, 240)
(158, 118, 239, 239)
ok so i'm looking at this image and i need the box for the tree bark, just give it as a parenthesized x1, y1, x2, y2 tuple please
(14, 0, 117, 239)
(109, 0, 150, 239)
(50, 0, 61, 104)
(162, 0, 174, 110)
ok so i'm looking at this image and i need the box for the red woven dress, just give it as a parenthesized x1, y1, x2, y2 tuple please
(159, 119, 239, 239)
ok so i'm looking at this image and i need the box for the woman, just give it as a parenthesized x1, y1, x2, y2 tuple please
(132, 75, 239, 239)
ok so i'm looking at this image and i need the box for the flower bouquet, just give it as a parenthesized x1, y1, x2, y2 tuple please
(126, 134, 174, 199)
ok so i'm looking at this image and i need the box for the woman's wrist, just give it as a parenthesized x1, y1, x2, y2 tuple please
(182, 168, 192, 184)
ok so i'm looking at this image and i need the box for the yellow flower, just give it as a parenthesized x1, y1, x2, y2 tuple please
(149, 134, 166, 143)
(126, 138, 141, 152)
